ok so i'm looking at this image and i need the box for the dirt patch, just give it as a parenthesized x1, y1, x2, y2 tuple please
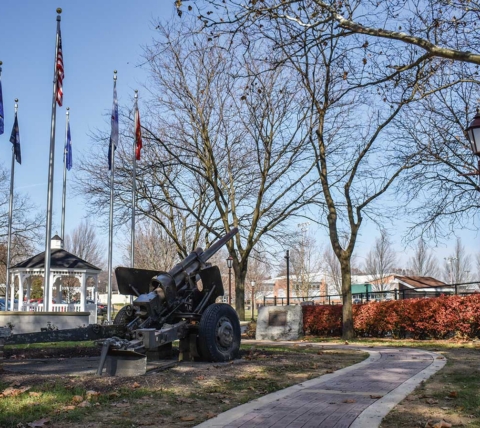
(380, 346, 480, 428)
(4, 345, 101, 360)
(1, 346, 366, 428)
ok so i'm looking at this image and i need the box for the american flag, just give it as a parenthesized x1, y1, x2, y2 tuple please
(56, 27, 64, 106)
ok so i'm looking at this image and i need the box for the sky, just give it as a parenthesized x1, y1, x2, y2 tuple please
(0, 1, 478, 274)
(0, 1, 173, 264)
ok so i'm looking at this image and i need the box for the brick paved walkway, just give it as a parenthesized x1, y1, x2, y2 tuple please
(195, 342, 446, 428)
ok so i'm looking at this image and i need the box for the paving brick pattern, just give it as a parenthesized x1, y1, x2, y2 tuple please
(219, 348, 433, 428)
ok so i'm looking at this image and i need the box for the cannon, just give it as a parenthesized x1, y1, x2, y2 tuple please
(97, 228, 240, 376)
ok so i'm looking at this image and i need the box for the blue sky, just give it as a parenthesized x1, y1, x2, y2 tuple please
(0, 1, 173, 264)
(0, 1, 477, 272)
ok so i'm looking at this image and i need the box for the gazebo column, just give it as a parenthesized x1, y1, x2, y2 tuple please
(94, 276, 99, 303)
(47, 272, 55, 311)
(56, 276, 62, 303)
(10, 274, 15, 311)
(18, 274, 24, 311)
(80, 274, 87, 311)
(26, 276, 31, 303)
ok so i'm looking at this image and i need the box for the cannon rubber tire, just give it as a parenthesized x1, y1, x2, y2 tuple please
(113, 305, 133, 326)
(198, 303, 241, 362)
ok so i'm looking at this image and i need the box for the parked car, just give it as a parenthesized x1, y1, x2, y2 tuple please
(80, 299, 107, 316)
(0, 298, 18, 310)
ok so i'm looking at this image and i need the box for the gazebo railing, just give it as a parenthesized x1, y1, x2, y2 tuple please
(20, 303, 97, 313)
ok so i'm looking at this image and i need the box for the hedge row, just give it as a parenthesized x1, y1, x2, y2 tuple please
(302, 294, 480, 339)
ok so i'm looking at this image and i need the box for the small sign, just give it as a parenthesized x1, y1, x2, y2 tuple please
(268, 311, 287, 327)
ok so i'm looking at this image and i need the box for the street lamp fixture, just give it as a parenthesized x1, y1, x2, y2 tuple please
(466, 108, 480, 157)
(226, 256, 233, 305)
(251, 280, 256, 321)
(465, 108, 480, 178)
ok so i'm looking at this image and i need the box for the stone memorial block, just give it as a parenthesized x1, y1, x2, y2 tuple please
(256, 305, 303, 340)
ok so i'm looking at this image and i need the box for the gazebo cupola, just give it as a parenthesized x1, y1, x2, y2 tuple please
(51, 234, 63, 249)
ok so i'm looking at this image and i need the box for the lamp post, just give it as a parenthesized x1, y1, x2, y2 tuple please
(226, 256, 233, 305)
(251, 280, 256, 321)
(285, 250, 290, 305)
(465, 108, 480, 181)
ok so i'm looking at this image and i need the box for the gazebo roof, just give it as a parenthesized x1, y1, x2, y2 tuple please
(11, 248, 101, 271)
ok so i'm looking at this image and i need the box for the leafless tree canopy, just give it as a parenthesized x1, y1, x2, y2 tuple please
(0, 164, 44, 284)
(289, 228, 322, 299)
(64, 220, 105, 269)
(364, 230, 397, 291)
(122, 219, 179, 271)
(323, 246, 342, 296)
(398, 84, 480, 241)
(74, 19, 320, 319)
(407, 238, 439, 278)
(184, 0, 480, 337)
(193, 0, 480, 66)
(442, 237, 473, 284)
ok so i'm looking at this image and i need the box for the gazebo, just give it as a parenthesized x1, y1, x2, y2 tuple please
(8, 235, 102, 312)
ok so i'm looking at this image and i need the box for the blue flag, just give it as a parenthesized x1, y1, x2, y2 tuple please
(0, 73, 4, 135)
(9, 113, 21, 164)
(65, 121, 72, 170)
(108, 81, 118, 170)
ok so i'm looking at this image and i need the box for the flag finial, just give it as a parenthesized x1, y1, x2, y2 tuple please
(0, 61, 3, 65)
(14, 99, 18, 113)
(114, 70, 117, 81)
(57, 8, 62, 14)
(66, 107, 70, 115)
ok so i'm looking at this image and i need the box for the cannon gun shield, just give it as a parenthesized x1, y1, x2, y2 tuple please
(115, 267, 161, 296)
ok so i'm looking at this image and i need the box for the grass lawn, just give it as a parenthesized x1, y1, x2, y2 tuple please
(0, 343, 366, 428)
(2, 337, 479, 427)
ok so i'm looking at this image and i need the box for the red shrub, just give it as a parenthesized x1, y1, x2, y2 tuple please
(303, 305, 342, 336)
(302, 294, 480, 339)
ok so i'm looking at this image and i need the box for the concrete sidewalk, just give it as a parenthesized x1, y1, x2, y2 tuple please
(195, 341, 446, 428)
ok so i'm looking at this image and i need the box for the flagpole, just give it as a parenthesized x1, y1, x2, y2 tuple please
(107, 70, 117, 322)
(131, 91, 138, 270)
(0, 61, 4, 137)
(4, 98, 17, 312)
(43, 8, 62, 312)
(61, 107, 69, 241)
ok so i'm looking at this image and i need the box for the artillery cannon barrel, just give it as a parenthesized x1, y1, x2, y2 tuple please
(168, 228, 238, 288)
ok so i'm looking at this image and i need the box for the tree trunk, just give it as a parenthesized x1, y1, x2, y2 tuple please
(234, 265, 247, 321)
(340, 258, 354, 340)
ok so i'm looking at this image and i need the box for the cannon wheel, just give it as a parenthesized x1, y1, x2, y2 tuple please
(198, 303, 241, 362)
(113, 305, 134, 326)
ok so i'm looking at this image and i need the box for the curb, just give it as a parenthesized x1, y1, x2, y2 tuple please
(350, 349, 446, 428)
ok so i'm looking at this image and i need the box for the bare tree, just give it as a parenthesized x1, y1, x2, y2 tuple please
(443, 237, 472, 285)
(289, 227, 322, 300)
(193, 0, 480, 339)
(64, 220, 104, 268)
(364, 230, 397, 291)
(0, 164, 44, 286)
(194, 1, 480, 66)
(475, 253, 480, 285)
(398, 84, 480, 239)
(76, 20, 319, 320)
(408, 238, 439, 278)
(122, 219, 179, 271)
(323, 247, 342, 296)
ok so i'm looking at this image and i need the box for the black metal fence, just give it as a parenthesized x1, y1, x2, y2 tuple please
(262, 281, 480, 306)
